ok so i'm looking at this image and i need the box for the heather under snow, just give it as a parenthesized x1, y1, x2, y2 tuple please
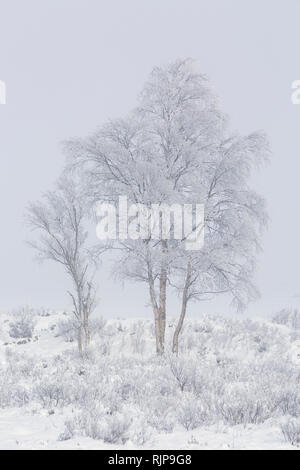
(0, 307, 300, 450)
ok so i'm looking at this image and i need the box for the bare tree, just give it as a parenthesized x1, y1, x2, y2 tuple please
(27, 176, 97, 354)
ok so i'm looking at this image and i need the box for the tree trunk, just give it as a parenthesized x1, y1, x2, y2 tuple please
(159, 240, 167, 353)
(151, 292, 164, 355)
(172, 261, 191, 355)
(154, 306, 164, 355)
(83, 310, 90, 349)
(77, 325, 83, 355)
(148, 267, 164, 355)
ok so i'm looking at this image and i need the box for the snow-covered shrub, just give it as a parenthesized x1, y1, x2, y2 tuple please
(129, 415, 153, 446)
(36, 307, 52, 317)
(0, 371, 30, 408)
(216, 387, 271, 426)
(101, 413, 131, 444)
(2, 312, 300, 446)
(281, 419, 300, 446)
(190, 361, 225, 402)
(89, 335, 111, 356)
(116, 379, 139, 404)
(146, 395, 177, 433)
(9, 306, 36, 339)
(77, 406, 130, 443)
(272, 308, 300, 330)
(58, 419, 76, 441)
(168, 355, 196, 392)
(33, 379, 69, 409)
(4, 348, 37, 378)
(274, 389, 300, 417)
(177, 394, 209, 430)
(89, 316, 106, 339)
(55, 318, 76, 342)
(130, 321, 146, 355)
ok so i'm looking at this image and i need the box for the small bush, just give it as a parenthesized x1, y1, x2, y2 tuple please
(146, 396, 176, 433)
(0, 373, 30, 408)
(78, 407, 130, 444)
(130, 322, 146, 355)
(55, 318, 76, 342)
(9, 306, 36, 339)
(33, 380, 69, 408)
(168, 355, 196, 392)
(216, 388, 271, 426)
(36, 307, 52, 317)
(177, 394, 208, 430)
(281, 419, 300, 446)
(129, 416, 153, 446)
(89, 316, 106, 338)
(275, 390, 300, 417)
(272, 309, 300, 330)
(58, 420, 75, 441)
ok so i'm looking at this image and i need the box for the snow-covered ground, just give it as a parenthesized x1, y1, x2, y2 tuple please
(0, 308, 300, 450)
(0, 408, 292, 450)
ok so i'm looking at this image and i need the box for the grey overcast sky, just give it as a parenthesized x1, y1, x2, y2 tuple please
(1, 0, 300, 319)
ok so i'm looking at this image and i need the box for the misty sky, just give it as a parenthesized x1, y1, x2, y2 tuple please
(1, 0, 300, 319)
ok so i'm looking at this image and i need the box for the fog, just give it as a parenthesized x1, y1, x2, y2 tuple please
(1, 0, 300, 319)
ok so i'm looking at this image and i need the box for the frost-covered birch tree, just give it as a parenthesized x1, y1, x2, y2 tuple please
(64, 59, 269, 355)
(27, 176, 97, 354)
(171, 133, 269, 353)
